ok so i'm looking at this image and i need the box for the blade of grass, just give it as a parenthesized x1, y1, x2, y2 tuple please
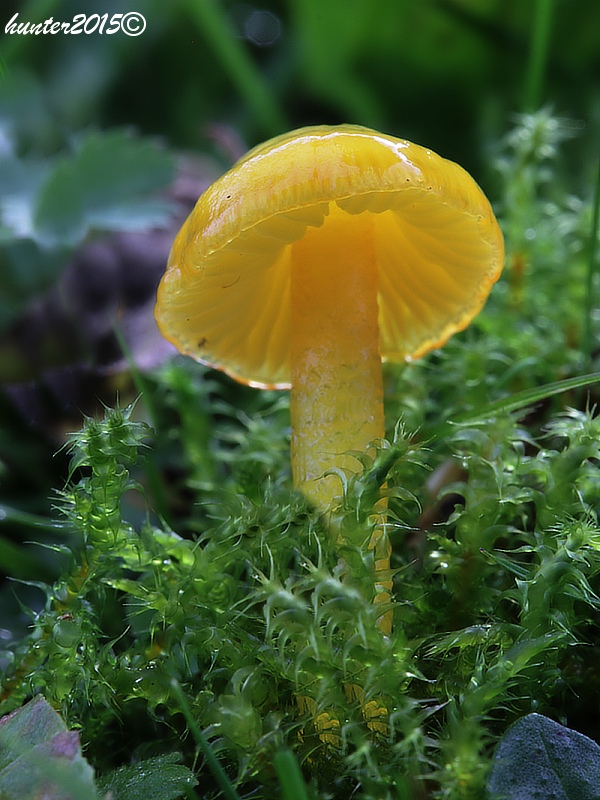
(183, 0, 288, 137)
(523, 0, 555, 111)
(581, 159, 600, 372)
(0, 504, 71, 534)
(449, 371, 600, 427)
(170, 679, 241, 800)
(274, 749, 310, 800)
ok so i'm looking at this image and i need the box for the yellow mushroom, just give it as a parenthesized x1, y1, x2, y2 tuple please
(155, 124, 504, 515)
(156, 127, 503, 735)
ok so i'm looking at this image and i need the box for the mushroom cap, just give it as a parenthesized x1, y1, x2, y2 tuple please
(155, 125, 504, 389)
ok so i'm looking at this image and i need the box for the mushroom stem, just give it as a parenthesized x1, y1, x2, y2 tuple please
(290, 204, 384, 509)
(290, 205, 392, 633)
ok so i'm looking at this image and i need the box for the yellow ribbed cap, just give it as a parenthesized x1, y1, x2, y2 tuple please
(155, 125, 504, 388)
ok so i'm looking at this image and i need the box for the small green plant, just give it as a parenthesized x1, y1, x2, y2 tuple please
(2, 396, 600, 799)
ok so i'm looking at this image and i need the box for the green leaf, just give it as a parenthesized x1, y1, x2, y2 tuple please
(274, 749, 310, 800)
(97, 753, 197, 800)
(0, 695, 99, 800)
(488, 713, 600, 799)
(33, 130, 175, 247)
(453, 372, 600, 426)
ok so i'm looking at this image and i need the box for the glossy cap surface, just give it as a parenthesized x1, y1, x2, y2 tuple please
(155, 125, 504, 388)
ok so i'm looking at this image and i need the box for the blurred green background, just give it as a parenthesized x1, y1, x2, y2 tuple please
(3, 0, 600, 166)
(4, 1, 600, 157)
